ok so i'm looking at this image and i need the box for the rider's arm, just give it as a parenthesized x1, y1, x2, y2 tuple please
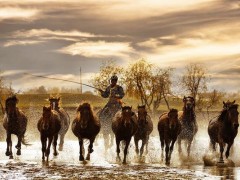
(100, 86, 110, 98)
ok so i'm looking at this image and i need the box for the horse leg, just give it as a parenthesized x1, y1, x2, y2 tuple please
(6, 133, 13, 159)
(46, 136, 53, 161)
(86, 138, 94, 160)
(169, 138, 177, 163)
(123, 138, 131, 164)
(110, 132, 114, 147)
(187, 138, 193, 157)
(41, 134, 47, 161)
(225, 142, 233, 159)
(140, 138, 146, 157)
(58, 133, 64, 151)
(53, 134, 58, 156)
(165, 140, 170, 165)
(178, 138, 182, 154)
(145, 134, 150, 155)
(219, 142, 224, 163)
(79, 138, 84, 161)
(210, 139, 216, 151)
(16, 135, 22, 155)
(103, 132, 109, 152)
(160, 134, 164, 161)
(134, 136, 139, 156)
(116, 138, 121, 162)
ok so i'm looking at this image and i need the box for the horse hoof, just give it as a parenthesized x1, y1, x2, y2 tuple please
(86, 155, 90, 161)
(17, 150, 21, 156)
(79, 156, 84, 161)
(53, 152, 58, 156)
(58, 147, 63, 151)
(9, 155, 13, 159)
(122, 161, 127, 165)
(5, 152, 10, 156)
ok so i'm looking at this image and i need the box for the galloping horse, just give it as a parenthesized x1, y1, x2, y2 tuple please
(134, 105, 153, 157)
(112, 106, 138, 164)
(98, 105, 116, 151)
(72, 102, 100, 161)
(158, 109, 181, 165)
(48, 97, 70, 151)
(37, 106, 61, 161)
(178, 96, 198, 157)
(208, 100, 239, 163)
(3, 95, 28, 159)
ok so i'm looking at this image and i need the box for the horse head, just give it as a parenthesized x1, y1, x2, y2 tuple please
(122, 106, 134, 127)
(5, 95, 18, 116)
(77, 102, 93, 129)
(222, 101, 239, 130)
(49, 96, 60, 110)
(168, 108, 178, 129)
(137, 105, 147, 125)
(183, 96, 195, 111)
(42, 106, 52, 130)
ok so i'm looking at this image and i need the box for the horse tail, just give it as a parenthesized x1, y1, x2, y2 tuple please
(22, 135, 32, 146)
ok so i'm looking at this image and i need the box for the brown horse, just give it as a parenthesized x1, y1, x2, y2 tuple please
(48, 97, 70, 151)
(3, 95, 28, 159)
(72, 102, 100, 161)
(208, 100, 239, 163)
(158, 109, 181, 165)
(112, 106, 138, 164)
(134, 105, 153, 157)
(178, 96, 198, 157)
(37, 106, 61, 161)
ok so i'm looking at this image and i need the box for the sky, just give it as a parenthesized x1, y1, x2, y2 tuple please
(0, 0, 240, 93)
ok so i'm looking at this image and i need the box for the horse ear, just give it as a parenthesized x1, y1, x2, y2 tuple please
(58, 97, 60, 101)
(233, 100, 236, 104)
(130, 106, 132, 109)
(43, 106, 46, 110)
(183, 96, 186, 102)
(223, 101, 226, 106)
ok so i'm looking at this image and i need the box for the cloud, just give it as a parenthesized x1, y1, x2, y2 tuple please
(12, 29, 99, 38)
(0, 7, 39, 21)
(3, 40, 44, 47)
(58, 41, 135, 58)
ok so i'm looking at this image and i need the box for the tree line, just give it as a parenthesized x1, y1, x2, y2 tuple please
(90, 59, 225, 112)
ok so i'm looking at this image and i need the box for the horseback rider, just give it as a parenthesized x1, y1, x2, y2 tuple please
(98, 75, 125, 121)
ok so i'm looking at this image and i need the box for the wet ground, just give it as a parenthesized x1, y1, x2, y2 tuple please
(0, 109, 240, 179)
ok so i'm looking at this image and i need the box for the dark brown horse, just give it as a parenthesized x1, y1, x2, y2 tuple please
(208, 100, 239, 163)
(177, 96, 198, 157)
(112, 106, 138, 164)
(72, 102, 100, 161)
(37, 106, 61, 161)
(158, 109, 181, 165)
(134, 105, 153, 157)
(3, 95, 28, 159)
(49, 97, 70, 151)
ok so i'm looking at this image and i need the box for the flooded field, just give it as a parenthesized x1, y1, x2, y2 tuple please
(0, 107, 240, 179)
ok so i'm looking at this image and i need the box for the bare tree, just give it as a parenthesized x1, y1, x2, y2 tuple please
(124, 59, 154, 110)
(152, 68, 173, 112)
(181, 63, 208, 108)
(90, 60, 124, 93)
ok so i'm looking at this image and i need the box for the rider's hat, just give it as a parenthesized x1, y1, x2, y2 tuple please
(110, 75, 118, 81)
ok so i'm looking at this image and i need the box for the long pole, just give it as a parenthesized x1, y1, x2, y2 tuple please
(24, 73, 100, 91)
(80, 67, 82, 94)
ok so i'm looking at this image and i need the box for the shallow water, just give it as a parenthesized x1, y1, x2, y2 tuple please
(0, 134, 239, 180)
(0, 109, 239, 179)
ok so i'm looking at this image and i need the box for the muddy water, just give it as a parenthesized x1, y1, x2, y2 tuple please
(0, 109, 239, 179)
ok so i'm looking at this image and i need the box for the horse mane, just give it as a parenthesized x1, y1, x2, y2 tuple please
(76, 102, 99, 125)
(5, 95, 18, 106)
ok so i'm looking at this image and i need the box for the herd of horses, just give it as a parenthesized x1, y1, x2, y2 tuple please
(1, 95, 239, 165)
